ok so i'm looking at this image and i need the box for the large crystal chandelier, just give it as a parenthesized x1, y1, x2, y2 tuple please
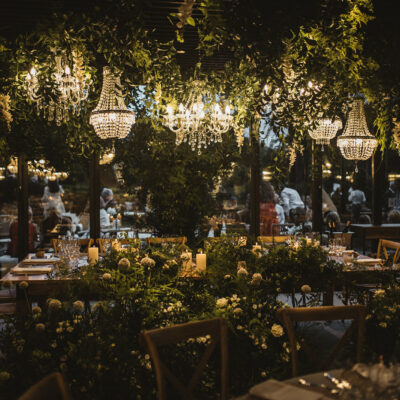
(309, 117, 342, 145)
(337, 99, 377, 169)
(164, 83, 233, 153)
(25, 52, 91, 125)
(90, 67, 135, 140)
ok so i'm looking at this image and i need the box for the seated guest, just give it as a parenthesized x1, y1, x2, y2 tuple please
(101, 188, 116, 212)
(281, 185, 305, 220)
(8, 207, 39, 257)
(260, 181, 278, 235)
(274, 194, 285, 224)
(388, 209, 400, 223)
(41, 207, 62, 246)
(348, 184, 366, 223)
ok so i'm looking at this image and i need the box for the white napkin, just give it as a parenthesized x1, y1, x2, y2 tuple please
(249, 379, 324, 400)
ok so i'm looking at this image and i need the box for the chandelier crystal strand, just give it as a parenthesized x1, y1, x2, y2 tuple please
(164, 93, 233, 154)
(309, 117, 342, 145)
(25, 52, 91, 125)
(90, 67, 135, 140)
(337, 99, 377, 171)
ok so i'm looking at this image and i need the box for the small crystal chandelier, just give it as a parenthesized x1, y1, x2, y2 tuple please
(90, 67, 135, 140)
(309, 117, 342, 145)
(164, 82, 233, 153)
(337, 99, 377, 170)
(25, 52, 91, 125)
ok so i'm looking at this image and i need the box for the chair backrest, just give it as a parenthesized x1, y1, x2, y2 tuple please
(377, 239, 400, 265)
(332, 232, 353, 249)
(146, 237, 187, 249)
(258, 235, 290, 246)
(51, 238, 93, 254)
(205, 236, 247, 246)
(96, 238, 141, 253)
(18, 372, 73, 400)
(140, 318, 228, 400)
(277, 305, 366, 377)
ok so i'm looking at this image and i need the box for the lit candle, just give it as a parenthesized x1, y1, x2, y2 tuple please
(88, 247, 99, 265)
(196, 252, 207, 272)
(306, 238, 312, 245)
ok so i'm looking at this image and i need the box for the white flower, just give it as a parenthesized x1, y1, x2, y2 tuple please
(35, 323, 45, 333)
(301, 284, 311, 293)
(251, 273, 262, 285)
(236, 325, 243, 330)
(224, 274, 232, 280)
(32, 306, 42, 314)
(216, 298, 228, 308)
(237, 267, 248, 277)
(48, 299, 62, 311)
(102, 273, 112, 280)
(233, 307, 243, 314)
(73, 301, 85, 313)
(140, 256, 156, 268)
(252, 304, 258, 310)
(261, 343, 267, 349)
(118, 257, 131, 271)
(271, 323, 284, 338)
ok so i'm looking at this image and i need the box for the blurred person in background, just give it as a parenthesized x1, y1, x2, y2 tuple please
(260, 181, 278, 235)
(42, 179, 65, 218)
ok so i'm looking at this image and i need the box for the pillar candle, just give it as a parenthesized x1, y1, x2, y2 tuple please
(88, 247, 99, 265)
(196, 253, 207, 272)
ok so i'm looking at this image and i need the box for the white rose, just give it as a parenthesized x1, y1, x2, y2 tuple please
(301, 284, 311, 293)
(271, 323, 284, 338)
(216, 298, 228, 308)
(237, 267, 248, 277)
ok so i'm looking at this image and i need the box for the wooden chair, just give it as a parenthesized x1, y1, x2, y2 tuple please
(51, 238, 93, 254)
(146, 237, 187, 249)
(140, 318, 228, 400)
(277, 305, 367, 377)
(96, 238, 141, 253)
(257, 235, 290, 247)
(376, 239, 400, 265)
(205, 236, 247, 246)
(18, 372, 72, 400)
(332, 232, 353, 249)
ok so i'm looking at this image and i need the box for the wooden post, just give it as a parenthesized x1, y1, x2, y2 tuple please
(311, 142, 323, 233)
(249, 120, 260, 238)
(17, 154, 29, 261)
(372, 149, 384, 225)
(89, 151, 101, 240)
(340, 158, 346, 215)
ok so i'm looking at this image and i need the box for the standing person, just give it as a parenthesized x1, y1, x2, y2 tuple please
(280, 185, 305, 220)
(42, 179, 65, 218)
(8, 207, 39, 257)
(259, 181, 278, 235)
(348, 184, 366, 223)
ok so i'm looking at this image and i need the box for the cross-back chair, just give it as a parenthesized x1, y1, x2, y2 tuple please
(205, 236, 247, 246)
(96, 238, 141, 253)
(140, 318, 228, 400)
(377, 239, 400, 265)
(257, 235, 290, 247)
(18, 372, 73, 400)
(146, 237, 187, 249)
(277, 305, 367, 377)
(51, 238, 93, 254)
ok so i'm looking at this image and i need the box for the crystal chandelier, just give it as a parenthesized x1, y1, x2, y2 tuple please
(309, 117, 342, 145)
(25, 52, 91, 125)
(164, 83, 233, 153)
(337, 99, 377, 169)
(90, 67, 135, 140)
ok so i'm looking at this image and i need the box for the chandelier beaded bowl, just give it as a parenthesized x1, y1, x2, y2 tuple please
(309, 117, 342, 145)
(337, 99, 377, 169)
(90, 67, 135, 140)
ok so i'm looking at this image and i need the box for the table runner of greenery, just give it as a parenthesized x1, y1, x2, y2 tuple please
(0, 238, 398, 399)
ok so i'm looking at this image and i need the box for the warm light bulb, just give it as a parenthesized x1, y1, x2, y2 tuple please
(225, 105, 230, 114)
(109, 113, 116, 121)
(26, 73, 32, 81)
(166, 105, 173, 115)
(30, 67, 37, 76)
(307, 81, 313, 89)
(214, 104, 221, 113)
(264, 84, 269, 93)
(178, 103, 185, 112)
(65, 65, 71, 75)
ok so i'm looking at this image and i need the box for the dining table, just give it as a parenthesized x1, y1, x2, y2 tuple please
(0, 252, 90, 315)
(236, 369, 343, 400)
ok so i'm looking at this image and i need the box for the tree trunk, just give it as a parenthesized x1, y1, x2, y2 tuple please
(89, 151, 101, 241)
(311, 142, 323, 233)
(18, 154, 29, 260)
(249, 120, 260, 238)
